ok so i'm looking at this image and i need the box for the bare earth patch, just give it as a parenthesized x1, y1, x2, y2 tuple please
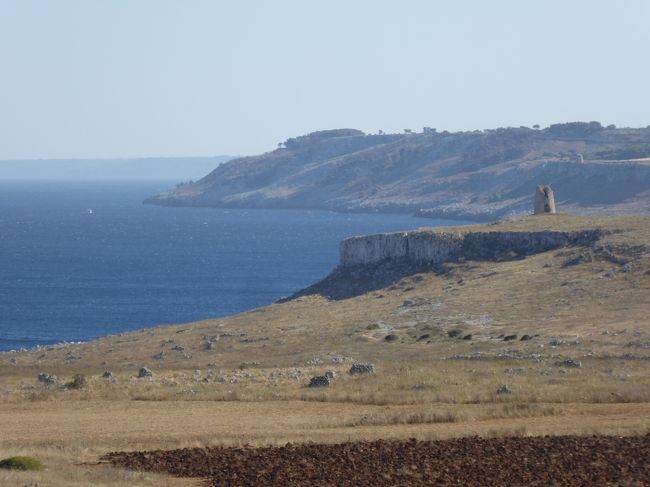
(104, 434, 650, 486)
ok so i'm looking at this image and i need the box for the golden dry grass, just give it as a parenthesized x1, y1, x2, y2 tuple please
(1, 400, 649, 486)
(0, 214, 649, 485)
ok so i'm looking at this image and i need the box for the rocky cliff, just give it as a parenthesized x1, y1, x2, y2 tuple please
(146, 123, 650, 220)
(288, 222, 604, 300)
(339, 229, 602, 267)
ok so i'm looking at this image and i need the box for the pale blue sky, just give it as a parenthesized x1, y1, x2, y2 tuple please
(1, 0, 649, 159)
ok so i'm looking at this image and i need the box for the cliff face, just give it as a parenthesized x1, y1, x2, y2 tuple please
(339, 229, 602, 267)
(340, 232, 463, 266)
(146, 123, 650, 220)
(288, 221, 606, 301)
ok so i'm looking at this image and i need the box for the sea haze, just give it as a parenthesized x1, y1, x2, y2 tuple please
(0, 181, 469, 351)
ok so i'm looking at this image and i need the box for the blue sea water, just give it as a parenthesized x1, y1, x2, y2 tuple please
(0, 181, 468, 351)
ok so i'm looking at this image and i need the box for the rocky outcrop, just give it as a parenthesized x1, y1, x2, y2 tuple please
(308, 375, 330, 387)
(138, 366, 153, 378)
(339, 229, 602, 267)
(287, 228, 603, 300)
(349, 364, 375, 375)
(340, 231, 463, 266)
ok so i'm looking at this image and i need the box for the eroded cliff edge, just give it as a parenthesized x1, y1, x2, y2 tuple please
(338, 229, 601, 267)
(286, 216, 629, 300)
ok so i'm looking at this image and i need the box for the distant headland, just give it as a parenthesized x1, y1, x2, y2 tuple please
(145, 123, 650, 221)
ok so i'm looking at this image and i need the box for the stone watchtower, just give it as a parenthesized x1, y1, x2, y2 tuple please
(534, 185, 556, 214)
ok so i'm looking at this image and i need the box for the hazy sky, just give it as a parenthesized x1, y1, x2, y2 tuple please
(1, 0, 649, 159)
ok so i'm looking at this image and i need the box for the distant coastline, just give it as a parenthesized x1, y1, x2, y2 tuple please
(0, 155, 234, 181)
(145, 123, 650, 221)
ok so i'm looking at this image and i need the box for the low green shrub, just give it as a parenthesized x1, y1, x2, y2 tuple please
(0, 456, 44, 471)
(447, 329, 463, 338)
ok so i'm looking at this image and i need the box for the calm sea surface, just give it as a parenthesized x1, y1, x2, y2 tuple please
(0, 181, 468, 351)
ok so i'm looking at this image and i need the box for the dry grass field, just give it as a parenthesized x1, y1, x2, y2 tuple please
(1, 214, 649, 485)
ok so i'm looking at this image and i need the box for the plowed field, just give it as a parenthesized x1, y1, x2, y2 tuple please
(103, 434, 650, 486)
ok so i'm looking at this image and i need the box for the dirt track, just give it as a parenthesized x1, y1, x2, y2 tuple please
(103, 434, 650, 486)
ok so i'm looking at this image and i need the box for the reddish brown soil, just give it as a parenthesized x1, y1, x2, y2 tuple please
(103, 435, 650, 486)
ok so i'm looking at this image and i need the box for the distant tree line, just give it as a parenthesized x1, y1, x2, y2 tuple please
(546, 121, 604, 138)
(283, 129, 365, 149)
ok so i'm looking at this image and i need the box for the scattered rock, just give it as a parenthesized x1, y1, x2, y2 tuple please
(330, 356, 354, 364)
(238, 361, 261, 369)
(462, 334, 472, 341)
(37, 373, 57, 385)
(496, 384, 512, 395)
(153, 350, 165, 360)
(324, 371, 337, 380)
(138, 367, 153, 378)
(205, 341, 215, 350)
(192, 370, 202, 380)
(562, 251, 593, 268)
(549, 339, 580, 347)
(503, 335, 518, 342)
(384, 334, 398, 342)
(308, 375, 330, 388)
(349, 364, 375, 375)
(102, 370, 114, 379)
(417, 334, 430, 342)
(171, 345, 185, 352)
(504, 367, 526, 375)
(556, 359, 582, 368)
(520, 335, 533, 341)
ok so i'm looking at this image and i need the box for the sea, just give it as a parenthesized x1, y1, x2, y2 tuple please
(0, 181, 468, 351)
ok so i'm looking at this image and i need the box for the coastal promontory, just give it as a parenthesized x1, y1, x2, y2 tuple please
(145, 123, 650, 220)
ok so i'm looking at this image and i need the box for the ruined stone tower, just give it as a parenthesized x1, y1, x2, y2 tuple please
(534, 185, 556, 214)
